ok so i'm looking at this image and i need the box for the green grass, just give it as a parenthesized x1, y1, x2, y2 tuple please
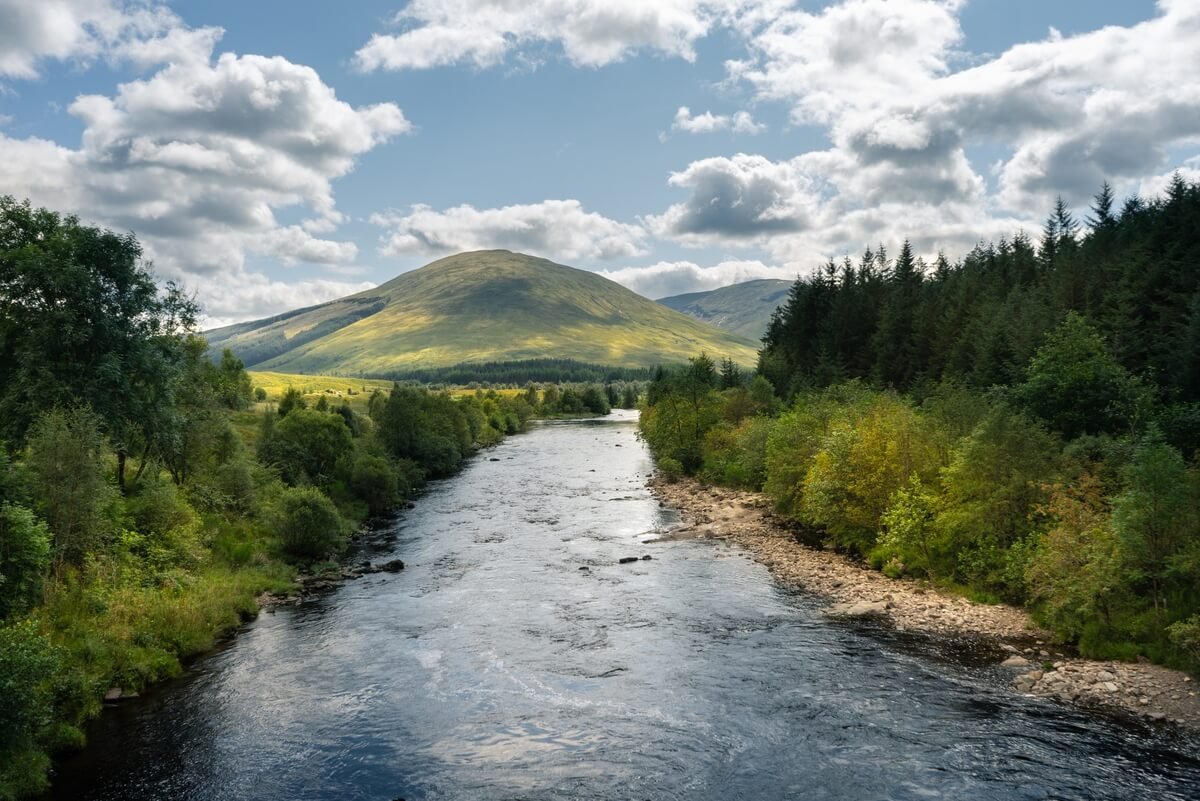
(209, 251, 759, 374)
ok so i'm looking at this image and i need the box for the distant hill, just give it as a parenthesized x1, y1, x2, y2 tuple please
(658, 278, 792, 341)
(205, 250, 758, 375)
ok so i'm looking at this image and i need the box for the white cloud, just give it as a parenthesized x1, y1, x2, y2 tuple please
(199, 275, 378, 330)
(0, 0, 220, 79)
(0, 28, 410, 323)
(353, 0, 768, 72)
(649, 0, 1200, 264)
(671, 106, 765, 135)
(645, 153, 818, 243)
(599, 258, 795, 298)
(371, 199, 648, 261)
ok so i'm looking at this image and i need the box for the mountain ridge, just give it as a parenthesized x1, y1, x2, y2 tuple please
(205, 250, 759, 374)
(658, 278, 793, 341)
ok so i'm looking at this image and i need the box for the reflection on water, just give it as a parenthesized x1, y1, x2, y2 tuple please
(44, 410, 1200, 800)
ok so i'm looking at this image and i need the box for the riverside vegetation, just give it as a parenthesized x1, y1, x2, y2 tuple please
(640, 177, 1200, 678)
(0, 197, 635, 798)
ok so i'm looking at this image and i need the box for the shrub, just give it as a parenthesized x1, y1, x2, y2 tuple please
(350, 454, 402, 515)
(0, 504, 51, 620)
(0, 620, 58, 799)
(277, 487, 346, 560)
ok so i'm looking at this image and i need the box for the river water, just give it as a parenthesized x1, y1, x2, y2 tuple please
(43, 411, 1200, 800)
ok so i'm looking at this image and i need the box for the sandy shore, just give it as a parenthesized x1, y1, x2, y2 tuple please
(649, 475, 1200, 730)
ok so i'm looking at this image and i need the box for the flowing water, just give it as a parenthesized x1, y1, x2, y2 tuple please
(43, 411, 1200, 800)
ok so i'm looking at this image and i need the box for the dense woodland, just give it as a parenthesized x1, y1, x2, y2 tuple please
(0, 196, 629, 799)
(642, 177, 1200, 675)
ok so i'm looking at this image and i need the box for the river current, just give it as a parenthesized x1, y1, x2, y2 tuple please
(43, 411, 1200, 800)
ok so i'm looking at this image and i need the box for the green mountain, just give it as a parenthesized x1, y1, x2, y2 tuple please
(205, 250, 759, 375)
(658, 278, 792, 341)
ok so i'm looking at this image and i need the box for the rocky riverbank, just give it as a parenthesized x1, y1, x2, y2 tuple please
(648, 475, 1200, 730)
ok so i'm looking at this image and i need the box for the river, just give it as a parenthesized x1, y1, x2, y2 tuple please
(43, 411, 1200, 800)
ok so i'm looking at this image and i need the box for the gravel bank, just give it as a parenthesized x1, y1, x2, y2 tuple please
(649, 475, 1200, 730)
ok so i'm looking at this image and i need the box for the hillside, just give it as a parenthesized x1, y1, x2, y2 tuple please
(205, 251, 758, 374)
(658, 279, 792, 341)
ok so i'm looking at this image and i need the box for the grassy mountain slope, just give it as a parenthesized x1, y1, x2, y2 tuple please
(658, 279, 792, 341)
(206, 251, 758, 374)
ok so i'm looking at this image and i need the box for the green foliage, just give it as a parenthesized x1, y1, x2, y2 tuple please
(0, 504, 50, 621)
(1027, 473, 1126, 641)
(276, 487, 347, 560)
(879, 476, 939, 576)
(213, 350, 254, 410)
(26, 407, 118, 567)
(1167, 616, 1200, 668)
(1017, 313, 1142, 438)
(1110, 432, 1198, 620)
(933, 405, 1060, 599)
(0, 196, 198, 483)
(277, 386, 307, 418)
(0, 620, 58, 799)
(265, 409, 354, 487)
(350, 454, 403, 515)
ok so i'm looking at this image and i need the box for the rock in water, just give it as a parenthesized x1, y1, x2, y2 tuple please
(618, 557, 639, 564)
(379, 559, 405, 572)
(1001, 655, 1031, 667)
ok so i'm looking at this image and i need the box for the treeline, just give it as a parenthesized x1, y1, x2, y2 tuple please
(370, 358, 654, 386)
(760, 176, 1200, 453)
(0, 198, 543, 798)
(643, 179, 1200, 676)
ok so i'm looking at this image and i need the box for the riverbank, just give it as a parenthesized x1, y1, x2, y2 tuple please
(649, 475, 1200, 730)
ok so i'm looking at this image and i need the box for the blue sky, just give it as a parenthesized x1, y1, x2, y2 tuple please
(0, 0, 1194, 325)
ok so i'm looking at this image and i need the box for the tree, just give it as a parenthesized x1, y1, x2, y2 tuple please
(277, 386, 307, 417)
(1016, 312, 1141, 439)
(1111, 433, 1196, 620)
(0, 197, 199, 488)
(276, 487, 346, 560)
(267, 409, 353, 487)
(350, 454, 402, 515)
(719, 357, 742, 389)
(212, 349, 253, 410)
(0, 620, 58, 797)
(1026, 473, 1125, 640)
(26, 407, 117, 567)
(0, 504, 51, 620)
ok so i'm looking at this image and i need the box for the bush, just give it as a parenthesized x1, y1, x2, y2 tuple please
(277, 487, 346, 560)
(350, 454, 402, 515)
(0, 504, 51, 620)
(0, 620, 58, 799)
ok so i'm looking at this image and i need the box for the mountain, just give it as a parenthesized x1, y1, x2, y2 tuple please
(658, 279, 793, 341)
(205, 250, 759, 375)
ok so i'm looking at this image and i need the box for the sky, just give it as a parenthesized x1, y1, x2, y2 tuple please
(1, 0, 1197, 327)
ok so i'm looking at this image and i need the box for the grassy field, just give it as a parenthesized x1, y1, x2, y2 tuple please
(211, 251, 759, 375)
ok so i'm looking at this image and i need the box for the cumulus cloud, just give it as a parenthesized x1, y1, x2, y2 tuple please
(0, 0, 220, 79)
(370, 199, 648, 261)
(599, 258, 795, 298)
(199, 275, 378, 330)
(353, 0, 769, 72)
(0, 27, 410, 322)
(645, 154, 817, 243)
(648, 0, 1199, 264)
(670, 106, 765, 135)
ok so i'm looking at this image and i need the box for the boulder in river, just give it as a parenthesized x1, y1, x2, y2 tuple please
(1001, 655, 1032, 667)
(618, 557, 639, 564)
